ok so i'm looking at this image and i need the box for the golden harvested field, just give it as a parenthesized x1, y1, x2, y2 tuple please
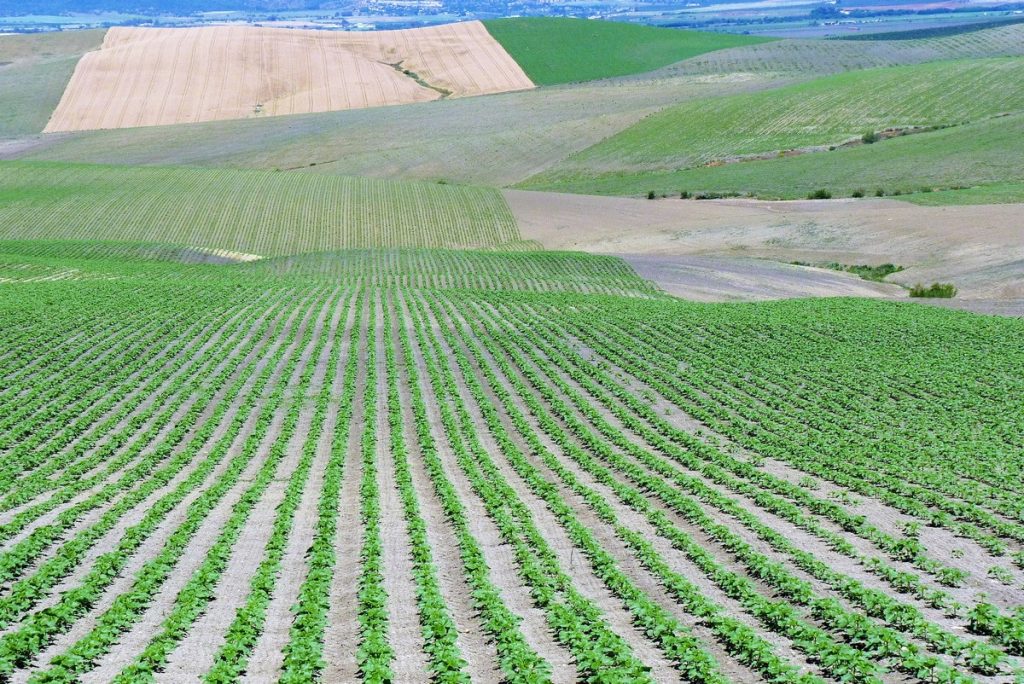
(44, 21, 534, 132)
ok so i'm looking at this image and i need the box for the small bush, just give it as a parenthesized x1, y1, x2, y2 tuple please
(851, 189, 865, 198)
(680, 190, 690, 199)
(909, 282, 957, 298)
(647, 190, 656, 200)
(862, 130, 880, 144)
(875, 188, 885, 197)
(808, 189, 832, 200)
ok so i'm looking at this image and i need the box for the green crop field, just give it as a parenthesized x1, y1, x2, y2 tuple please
(483, 17, 771, 85)
(0, 162, 523, 255)
(0, 241, 1020, 682)
(0, 30, 104, 138)
(524, 112, 1024, 200)
(0, 15, 1022, 684)
(522, 57, 1024, 192)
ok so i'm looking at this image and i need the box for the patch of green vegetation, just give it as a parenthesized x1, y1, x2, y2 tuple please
(901, 181, 1024, 206)
(522, 57, 1024, 190)
(793, 262, 904, 282)
(910, 282, 958, 298)
(0, 30, 105, 137)
(520, 110, 1024, 201)
(0, 161, 523, 255)
(482, 17, 771, 85)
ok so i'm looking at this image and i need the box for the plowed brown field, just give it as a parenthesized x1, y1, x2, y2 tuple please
(44, 21, 534, 132)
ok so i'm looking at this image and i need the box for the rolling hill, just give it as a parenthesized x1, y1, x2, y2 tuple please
(522, 57, 1024, 193)
(482, 17, 771, 85)
(0, 162, 525, 254)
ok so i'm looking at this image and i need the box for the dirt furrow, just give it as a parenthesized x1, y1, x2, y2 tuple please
(7, 295, 322, 680)
(397, 293, 577, 683)
(444, 298, 816, 682)
(238, 295, 356, 683)
(152, 294, 342, 681)
(392, 309, 502, 683)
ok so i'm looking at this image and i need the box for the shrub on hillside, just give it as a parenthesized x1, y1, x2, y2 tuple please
(808, 189, 832, 199)
(909, 282, 957, 298)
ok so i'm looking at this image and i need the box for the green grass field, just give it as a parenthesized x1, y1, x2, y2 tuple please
(520, 112, 1024, 200)
(521, 57, 1024, 192)
(483, 17, 771, 85)
(0, 30, 104, 138)
(0, 162, 523, 255)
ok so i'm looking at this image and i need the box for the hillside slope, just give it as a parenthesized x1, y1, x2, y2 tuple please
(44, 22, 532, 132)
(0, 162, 524, 254)
(523, 112, 1024, 201)
(0, 30, 105, 138)
(483, 17, 770, 85)
(523, 57, 1024, 190)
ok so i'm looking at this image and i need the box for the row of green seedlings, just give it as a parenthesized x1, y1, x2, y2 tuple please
(0, 290, 324, 679)
(589, 312, 982, 591)
(114, 290, 350, 679)
(34, 290, 337, 684)
(447, 294, 997, 681)
(382, 299, 471, 682)
(540, 305, 1016, 672)
(394, 292, 554, 683)
(0, 292, 288, 630)
(428, 292, 817, 683)
(356, 295, 394, 682)
(279, 292, 362, 682)
(595, 309, 1024, 553)
(640, 313, 1024, 519)
(403, 291, 657, 682)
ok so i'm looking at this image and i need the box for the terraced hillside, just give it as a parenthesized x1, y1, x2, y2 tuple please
(0, 162, 525, 254)
(0, 243, 1020, 682)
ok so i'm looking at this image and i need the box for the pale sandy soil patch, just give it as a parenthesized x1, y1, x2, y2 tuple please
(506, 190, 1024, 306)
(44, 22, 533, 132)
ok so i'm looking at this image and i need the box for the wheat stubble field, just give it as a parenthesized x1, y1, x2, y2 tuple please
(44, 21, 534, 132)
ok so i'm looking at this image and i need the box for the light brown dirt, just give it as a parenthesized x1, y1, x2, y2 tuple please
(506, 191, 1024, 304)
(44, 22, 533, 132)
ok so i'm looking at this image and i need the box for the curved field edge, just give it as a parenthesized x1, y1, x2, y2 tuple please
(482, 17, 772, 85)
(0, 162, 524, 256)
(0, 30, 105, 138)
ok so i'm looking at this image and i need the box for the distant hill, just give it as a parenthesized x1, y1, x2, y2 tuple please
(482, 17, 772, 85)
